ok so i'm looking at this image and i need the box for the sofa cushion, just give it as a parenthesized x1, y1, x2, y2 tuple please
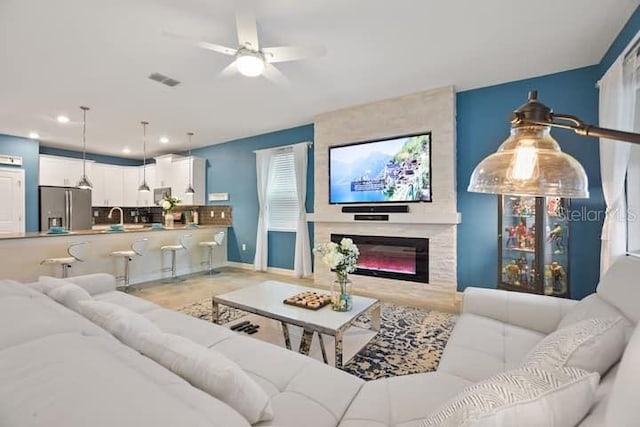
(522, 317, 626, 375)
(338, 372, 471, 427)
(136, 332, 273, 424)
(606, 323, 640, 427)
(0, 333, 249, 427)
(558, 294, 634, 340)
(38, 275, 68, 293)
(142, 306, 236, 348)
(0, 282, 110, 351)
(46, 283, 92, 312)
(420, 367, 599, 427)
(94, 290, 160, 314)
(596, 255, 640, 324)
(213, 334, 364, 426)
(437, 313, 545, 382)
(79, 300, 161, 347)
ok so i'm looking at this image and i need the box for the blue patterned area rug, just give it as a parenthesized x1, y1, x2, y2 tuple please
(178, 300, 456, 381)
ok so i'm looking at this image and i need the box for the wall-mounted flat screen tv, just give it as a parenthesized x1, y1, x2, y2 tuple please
(329, 132, 431, 204)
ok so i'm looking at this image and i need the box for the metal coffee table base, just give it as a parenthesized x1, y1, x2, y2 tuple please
(212, 300, 381, 369)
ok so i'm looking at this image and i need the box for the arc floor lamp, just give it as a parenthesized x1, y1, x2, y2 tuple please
(468, 90, 640, 198)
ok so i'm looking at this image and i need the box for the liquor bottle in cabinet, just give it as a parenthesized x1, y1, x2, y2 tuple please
(498, 195, 570, 297)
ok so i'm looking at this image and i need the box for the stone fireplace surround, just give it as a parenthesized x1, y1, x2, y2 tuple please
(311, 86, 460, 311)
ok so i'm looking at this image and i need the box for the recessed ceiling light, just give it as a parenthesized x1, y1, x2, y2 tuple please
(122, 147, 131, 154)
(56, 115, 70, 123)
(160, 136, 169, 144)
(28, 131, 40, 139)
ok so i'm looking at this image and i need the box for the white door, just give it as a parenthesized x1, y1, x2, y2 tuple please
(0, 167, 25, 233)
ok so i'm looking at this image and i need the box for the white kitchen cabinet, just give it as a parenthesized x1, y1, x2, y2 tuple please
(154, 154, 205, 206)
(122, 167, 140, 207)
(39, 155, 88, 187)
(89, 163, 124, 207)
(121, 165, 157, 207)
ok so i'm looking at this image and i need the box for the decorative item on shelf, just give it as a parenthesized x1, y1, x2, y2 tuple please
(161, 194, 181, 228)
(77, 106, 93, 190)
(547, 223, 565, 254)
(314, 237, 360, 312)
(546, 261, 567, 296)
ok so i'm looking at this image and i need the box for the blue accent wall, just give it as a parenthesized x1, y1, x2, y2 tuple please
(40, 146, 144, 166)
(0, 134, 40, 232)
(192, 125, 314, 269)
(599, 6, 640, 73)
(456, 66, 603, 300)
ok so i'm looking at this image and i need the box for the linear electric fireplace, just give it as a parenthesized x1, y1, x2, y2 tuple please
(331, 234, 428, 283)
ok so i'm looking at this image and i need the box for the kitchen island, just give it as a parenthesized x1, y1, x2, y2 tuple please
(0, 224, 228, 283)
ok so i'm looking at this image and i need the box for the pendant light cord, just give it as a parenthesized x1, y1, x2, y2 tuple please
(141, 121, 148, 181)
(80, 106, 89, 176)
(188, 132, 194, 186)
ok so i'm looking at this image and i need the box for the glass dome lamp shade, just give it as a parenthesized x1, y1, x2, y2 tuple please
(236, 50, 265, 77)
(467, 125, 589, 198)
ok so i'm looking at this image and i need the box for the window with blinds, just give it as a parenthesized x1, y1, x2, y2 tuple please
(267, 151, 299, 232)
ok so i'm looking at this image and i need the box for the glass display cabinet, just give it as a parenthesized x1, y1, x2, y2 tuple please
(498, 195, 570, 297)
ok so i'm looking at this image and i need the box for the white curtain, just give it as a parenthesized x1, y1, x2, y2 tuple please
(292, 143, 312, 277)
(599, 57, 633, 276)
(254, 150, 271, 271)
(626, 45, 640, 253)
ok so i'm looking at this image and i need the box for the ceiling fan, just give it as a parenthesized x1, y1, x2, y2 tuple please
(168, 2, 326, 81)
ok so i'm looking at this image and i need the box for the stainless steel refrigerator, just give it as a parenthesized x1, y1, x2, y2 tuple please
(39, 186, 92, 231)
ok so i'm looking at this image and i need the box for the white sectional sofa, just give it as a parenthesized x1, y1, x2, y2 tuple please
(1, 256, 639, 426)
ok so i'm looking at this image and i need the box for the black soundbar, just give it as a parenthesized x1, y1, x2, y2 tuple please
(341, 205, 409, 213)
(354, 214, 389, 221)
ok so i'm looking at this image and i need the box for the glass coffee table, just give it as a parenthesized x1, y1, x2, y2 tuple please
(212, 280, 381, 368)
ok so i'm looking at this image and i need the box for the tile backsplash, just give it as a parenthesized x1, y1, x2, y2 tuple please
(93, 205, 232, 227)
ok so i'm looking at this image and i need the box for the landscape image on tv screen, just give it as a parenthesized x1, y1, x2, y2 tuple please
(329, 133, 431, 204)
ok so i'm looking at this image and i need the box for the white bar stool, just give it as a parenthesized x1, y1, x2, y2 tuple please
(161, 234, 191, 282)
(40, 241, 90, 278)
(110, 238, 148, 292)
(199, 231, 225, 275)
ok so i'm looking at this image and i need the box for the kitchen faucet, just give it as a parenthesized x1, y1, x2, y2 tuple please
(108, 207, 124, 226)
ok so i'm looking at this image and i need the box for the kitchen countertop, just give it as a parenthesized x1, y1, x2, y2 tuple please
(0, 224, 226, 240)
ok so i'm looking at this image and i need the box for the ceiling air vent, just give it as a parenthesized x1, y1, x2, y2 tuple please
(148, 72, 181, 87)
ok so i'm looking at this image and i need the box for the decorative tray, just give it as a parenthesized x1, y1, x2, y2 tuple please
(283, 291, 332, 310)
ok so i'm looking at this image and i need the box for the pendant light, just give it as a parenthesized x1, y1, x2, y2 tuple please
(185, 132, 195, 195)
(138, 121, 151, 192)
(76, 106, 93, 189)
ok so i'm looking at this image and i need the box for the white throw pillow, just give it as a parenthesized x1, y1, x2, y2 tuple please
(38, 275, 69, 294)
(46, 283, 92, 312)
(522, 317, 626, 375)
(420, 366, 599, 427)
(78, 300, 160, 347)
(136, 332, 273, 424)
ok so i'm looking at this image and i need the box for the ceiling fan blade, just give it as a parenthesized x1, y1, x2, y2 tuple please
(219, 61, 237, 78)
(163, 31, 237, 56)
(195, 41, 237, 56)
(262, 45, 326, 63)
(235, 0, 259, 50)
(262, 64, 288, 86)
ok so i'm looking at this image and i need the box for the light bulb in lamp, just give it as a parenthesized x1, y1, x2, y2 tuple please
(236, 50, 265, 77)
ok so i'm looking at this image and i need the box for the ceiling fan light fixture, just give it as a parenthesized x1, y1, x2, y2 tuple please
(236, 50, 265, 77)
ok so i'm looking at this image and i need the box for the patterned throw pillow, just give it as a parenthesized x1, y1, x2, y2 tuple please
(522, 317, 625, 375)
(420, 366, 599, 427)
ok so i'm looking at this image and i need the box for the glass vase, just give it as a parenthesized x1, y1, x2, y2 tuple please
(331, 273, 352, 312)
(164, 212, 174, 228)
